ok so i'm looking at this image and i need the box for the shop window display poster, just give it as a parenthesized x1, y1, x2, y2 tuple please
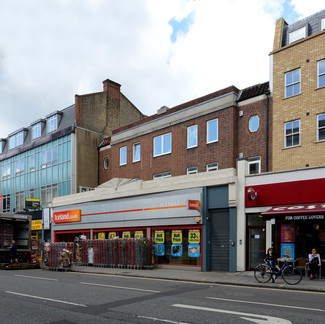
(188, 243, 200, 257)
(171, 244, 182, 257)
(281, 243, 295, 259)
(281, 224, 295, 243)
(155, 243, 165, 256)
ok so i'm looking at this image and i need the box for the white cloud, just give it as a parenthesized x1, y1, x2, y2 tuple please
(0, 0, 323, 139)
(290, 0, 324, 18)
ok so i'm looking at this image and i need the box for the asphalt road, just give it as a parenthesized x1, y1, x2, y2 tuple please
(0, 269, 324, 323)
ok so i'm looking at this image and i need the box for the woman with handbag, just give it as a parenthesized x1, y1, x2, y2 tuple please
(308, 248, 321, 279)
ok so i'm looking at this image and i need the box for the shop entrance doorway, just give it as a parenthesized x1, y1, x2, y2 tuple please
(248, 227, 265, 269)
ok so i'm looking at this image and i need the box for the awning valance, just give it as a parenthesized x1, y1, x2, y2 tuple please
(261, 203, 325, 216)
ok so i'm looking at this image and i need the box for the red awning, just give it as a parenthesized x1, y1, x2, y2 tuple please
(262, 203, 325, 216)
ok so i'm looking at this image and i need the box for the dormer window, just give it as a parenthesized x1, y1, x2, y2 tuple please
(8, 129, 27, 150)
(31, 119, 45, 139)
(289, 26, 306, 44)
(321, 18, 325, 31)
(0, 139, 6, 154)
(46, 111, 62, 133)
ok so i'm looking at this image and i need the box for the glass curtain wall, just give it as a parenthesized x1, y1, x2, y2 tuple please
(0, 135, 72, 211)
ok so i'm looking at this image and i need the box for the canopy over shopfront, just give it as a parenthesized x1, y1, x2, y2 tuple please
(262, 203, 325, 219)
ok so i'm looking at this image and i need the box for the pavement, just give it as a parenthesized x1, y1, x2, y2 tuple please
(70, 265, 325, 293)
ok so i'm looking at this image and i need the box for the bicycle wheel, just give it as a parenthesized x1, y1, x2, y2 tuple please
(282, 265, 302, 285)
(254, 264, 272, 283)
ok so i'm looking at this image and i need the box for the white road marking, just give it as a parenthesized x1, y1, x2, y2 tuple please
(172, 304, 291, 324)
(5, 291, 87, 307)
(80, 281, 160, 293)
(206, 296, 325, 312)
(14, 275, 59, 281)
(137, 316, 189, 324)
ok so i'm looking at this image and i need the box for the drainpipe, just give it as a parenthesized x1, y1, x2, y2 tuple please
(265, 90, 270, 172)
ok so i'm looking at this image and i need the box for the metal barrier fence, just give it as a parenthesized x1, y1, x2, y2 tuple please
(42, 238, 155, 270)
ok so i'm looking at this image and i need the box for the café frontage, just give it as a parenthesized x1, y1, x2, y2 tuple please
(245, 166, 325, 270)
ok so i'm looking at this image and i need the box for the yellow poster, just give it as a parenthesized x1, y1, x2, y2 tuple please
(109, 232, 116, 239)
(122, 231, 131, 239)
(98, 232, 105, 240)
(155, 230, 164, 243)
(31, 219, 42, 231)
(172, 230, 182, 244)
(189, 229, 200, 244)
(135, 231, 144, 239)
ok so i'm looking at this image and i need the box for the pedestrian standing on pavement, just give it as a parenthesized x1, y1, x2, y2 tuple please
(265, 248, 280, 271)
(308, 248, 321, 279)
(10, 240, 18, 264)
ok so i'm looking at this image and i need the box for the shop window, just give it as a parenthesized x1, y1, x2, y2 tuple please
(285, 68, 300, 98)
(153, 228, 201, 266)
(317, 113, 325, 141)
(284, 119, 300, 148)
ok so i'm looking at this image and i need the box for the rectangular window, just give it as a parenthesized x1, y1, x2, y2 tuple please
(3, 194, 11, 212)
(153, 171, 171, 179)
(317, 113, 325, 141)
(120, 146, 127, 165)
(133, 143, 141, 162)
(47, 115, 58, 133)
(187, 125, 198, 148)
(285, 120, 300, 148)
(321, 18, 325, 31)
(154, 133, 171, 156)
(206, 162, 218, 172)
(15, 191, 24, 212)
(187, 167, 198, 175)
(32, 123, 42, 139)
(15, 158, 24, 175)
(317, 59, 325, 88)
(247, 157, 261, 175)
(9, 131, 24, 149)
(9, 136, 15, 149)
(289, 26, 306, 44)
(207, 118, 218, 143)
(285, 69, 300, 98)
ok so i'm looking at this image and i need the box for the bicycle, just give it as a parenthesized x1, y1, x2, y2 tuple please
(254, 256, 302, 285)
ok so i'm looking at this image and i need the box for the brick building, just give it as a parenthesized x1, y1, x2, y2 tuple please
(99, 82, 271, 184)
(271, 9, 325, 170)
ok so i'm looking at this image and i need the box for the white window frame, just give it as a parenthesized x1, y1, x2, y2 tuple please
(206, 162, 218, 172)
(9, 131, 24, 149)
(187, 125, 198, 148)
(15, 191, 25, 212)
(153, 171, 171, 179)
(9, 136, 15, 149)
(207, 118, 218, 144)
(249, 115, 260, 132)
(284, 119, 300, 148)
(187, 166, 198, 175)
(285, 68, 301, 98)
(289, 26, 306, 44)
(247, 157, 261, 175)
(317, 113, 325, 142)
(32, 123, 42, 139)
(153, 133, 172, 157)
(47, 115, 58, 133)
(321, 18, 325, 31)
(317, 59, 325, 88)
(133, 143, 141, 162)
(103, 157, 109, 169)
(120, 146, 127, 166)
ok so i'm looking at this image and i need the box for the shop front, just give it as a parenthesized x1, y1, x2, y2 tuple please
(52, 188, 204, 270)
(245, 166, 325, 270)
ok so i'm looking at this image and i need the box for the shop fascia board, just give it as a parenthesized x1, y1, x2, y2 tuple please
(111, 93, 238, 145)
(246, 165, 325, 187)
(51, 168, 237, 208)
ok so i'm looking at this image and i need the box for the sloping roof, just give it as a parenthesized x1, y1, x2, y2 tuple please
(237, 82, 269, 102)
